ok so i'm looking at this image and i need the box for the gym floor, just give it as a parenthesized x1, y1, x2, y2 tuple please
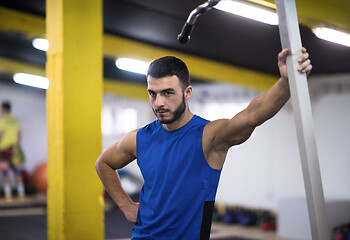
(0, 195, 294, 240)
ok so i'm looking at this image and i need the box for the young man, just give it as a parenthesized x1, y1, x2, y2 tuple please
(0, 101, 25, 201)
(96, 48, 312, 239)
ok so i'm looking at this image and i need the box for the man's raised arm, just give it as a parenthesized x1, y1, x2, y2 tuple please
(203, 48, 312, 169)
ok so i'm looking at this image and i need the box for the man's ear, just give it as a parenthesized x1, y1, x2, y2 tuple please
(184, 86, 192, 99)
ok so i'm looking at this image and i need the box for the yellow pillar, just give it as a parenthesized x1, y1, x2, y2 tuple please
(46, 0, 104, 239)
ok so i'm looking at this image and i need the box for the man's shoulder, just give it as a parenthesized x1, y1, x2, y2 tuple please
(0, 116, 17, 128)
(203, 119, 229, 142)
(137, 120, 160, 139)
(193, 114, 210, 124)
(138, 119, 159, 132)
(2, 115, 19, 123)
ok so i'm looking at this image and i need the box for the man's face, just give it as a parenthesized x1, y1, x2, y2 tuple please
(147, 75, 189, 124)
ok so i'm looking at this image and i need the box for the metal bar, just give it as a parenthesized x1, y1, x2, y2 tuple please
(275, 0, 329, 239)
(178, 0, 221, 43)
(186, 0, 221, 25)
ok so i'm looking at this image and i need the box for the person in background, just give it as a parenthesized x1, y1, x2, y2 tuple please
(0, 101, 25, 201)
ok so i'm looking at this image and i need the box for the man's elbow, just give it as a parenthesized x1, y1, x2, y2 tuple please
(95, 154, 105, 173)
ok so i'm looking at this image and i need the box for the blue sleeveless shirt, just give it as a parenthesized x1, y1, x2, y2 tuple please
(132, 115, 221, 240)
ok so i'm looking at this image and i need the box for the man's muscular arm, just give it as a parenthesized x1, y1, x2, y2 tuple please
(203, 48, 312, 170)
(95, 129, 139, 223)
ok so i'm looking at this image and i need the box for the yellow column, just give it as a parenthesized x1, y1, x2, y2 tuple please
(46, 0, 103, 239)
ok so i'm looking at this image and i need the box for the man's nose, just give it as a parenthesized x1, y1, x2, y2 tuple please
(155, 95, 165, 108)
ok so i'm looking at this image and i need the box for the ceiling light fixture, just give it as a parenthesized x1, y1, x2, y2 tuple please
(214, 0, 278, 25)
(115, 58, 149, 75)
(313, 27, 350, 48)
(32, 38, 49, 51)
(13, 73, 49, 89)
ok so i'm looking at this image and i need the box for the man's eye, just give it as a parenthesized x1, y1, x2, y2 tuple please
(165, 92, 173, 95)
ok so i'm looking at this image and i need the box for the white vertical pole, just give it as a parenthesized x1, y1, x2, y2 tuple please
(275, 0, 330, 239)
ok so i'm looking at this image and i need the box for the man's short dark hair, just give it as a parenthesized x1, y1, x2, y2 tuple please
(1, 101, 11, 112)
(147, 56, 191, 89)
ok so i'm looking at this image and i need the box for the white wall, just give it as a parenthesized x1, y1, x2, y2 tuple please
(313, 95, 350, 199)
(1, 73, 349, 211)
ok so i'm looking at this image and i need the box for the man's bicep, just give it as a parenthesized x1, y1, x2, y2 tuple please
(213, 110, 255, 147)
(99, 130, 137, 170)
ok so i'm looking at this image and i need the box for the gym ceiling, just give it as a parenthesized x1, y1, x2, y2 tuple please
(0, 0, 349, 93)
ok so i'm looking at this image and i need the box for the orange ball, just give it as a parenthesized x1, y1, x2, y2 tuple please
(33, 162, 47, 193)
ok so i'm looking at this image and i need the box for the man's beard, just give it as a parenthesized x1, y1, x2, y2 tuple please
(153, 94, 186, 124)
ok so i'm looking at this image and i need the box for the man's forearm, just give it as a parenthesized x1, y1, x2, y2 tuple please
(95, 160, 133, 211)
(248, 77, 290, 127)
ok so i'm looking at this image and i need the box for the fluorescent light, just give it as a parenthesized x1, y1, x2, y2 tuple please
(313, 27, 350, 48)
(214, 0, 278, 25)
(32, 38, 49, 51)
(115, 58, 149, 75)
(13, 73, 49, 89)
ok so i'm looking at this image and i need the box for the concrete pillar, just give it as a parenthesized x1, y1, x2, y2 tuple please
(46, 0, 104, 239)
